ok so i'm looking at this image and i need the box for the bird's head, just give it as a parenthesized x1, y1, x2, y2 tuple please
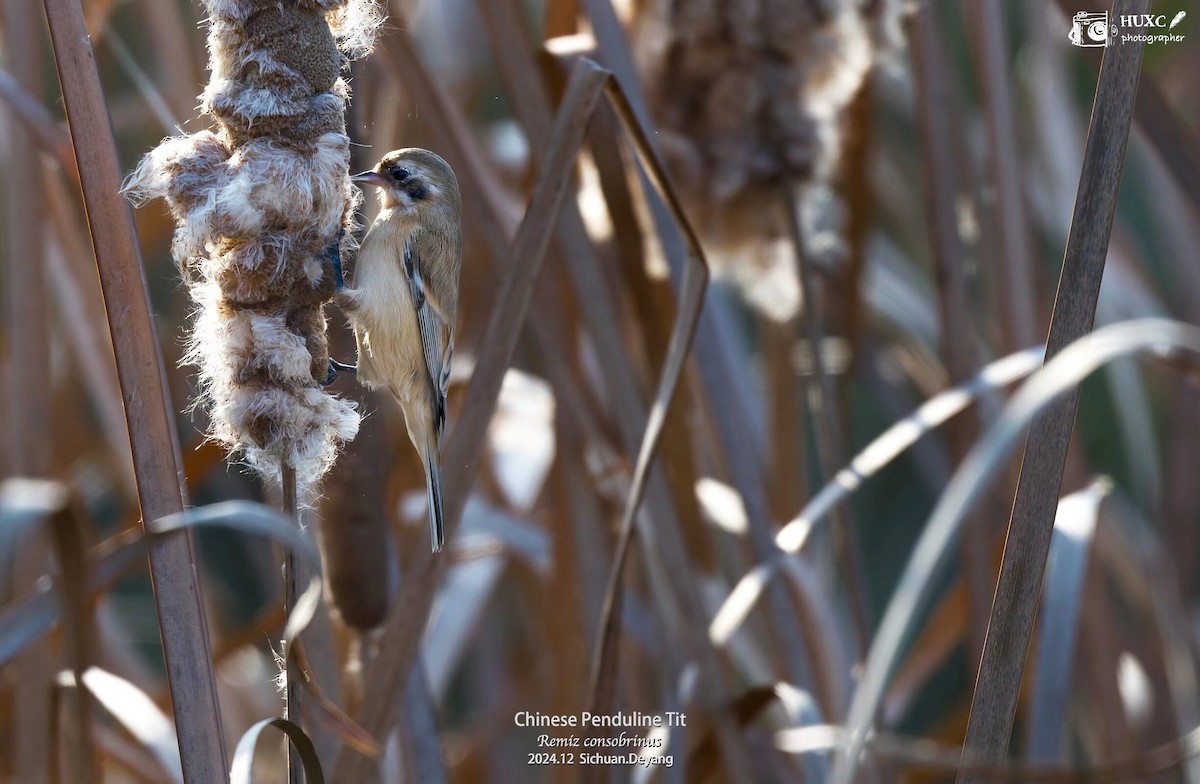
(352, 148, 460, 215)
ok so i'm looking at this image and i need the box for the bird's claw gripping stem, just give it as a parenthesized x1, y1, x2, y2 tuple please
(322, 228, 347, 290)
(323, 358, 357, 386)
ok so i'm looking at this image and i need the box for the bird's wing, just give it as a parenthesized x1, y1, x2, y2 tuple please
(403, 234, 452, 438)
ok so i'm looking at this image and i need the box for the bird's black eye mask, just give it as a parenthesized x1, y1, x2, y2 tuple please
(389, 165, 428, 200)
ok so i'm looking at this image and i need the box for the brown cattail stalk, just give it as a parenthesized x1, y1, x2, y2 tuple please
(40, 0, 230, 777)
(124, 2, 379, 778)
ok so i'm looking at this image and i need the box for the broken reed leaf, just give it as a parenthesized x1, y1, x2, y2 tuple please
(585, 0, 822, 702)
(334, 58, 610, 784)
(484, 7, 721, 738)
(230, 718, 324, 784)
(587, 75, 710, 720)
(707, 346, 1043, 647)
(41, 0, 227, 776)
(1025, 480, 1108, 763)
(836, 318, 1200, 784)
(959, 10, 1147, 778)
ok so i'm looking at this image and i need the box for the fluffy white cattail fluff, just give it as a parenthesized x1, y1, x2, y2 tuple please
(126, 0, 381, 495)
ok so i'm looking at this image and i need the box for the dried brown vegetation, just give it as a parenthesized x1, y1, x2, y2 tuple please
(3, 0, 1200, 782)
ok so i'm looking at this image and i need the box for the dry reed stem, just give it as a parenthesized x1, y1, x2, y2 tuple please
(959, 3, 1149, 773)
(782, 184, 872, 654)
(42, 169, 137, 498)
(3, 1, 54, 777)
(967, 0, 1039, 353)
(281, 463, 301, 784)
(909, 1, 996, 670)
(47, 498, 97, 782)
(39, 0, 228, 779)
(334, 59, 609, 783)
(1134, 78, 1200, 218)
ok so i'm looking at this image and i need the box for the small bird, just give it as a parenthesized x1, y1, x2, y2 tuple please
(338, 148, 462, 552)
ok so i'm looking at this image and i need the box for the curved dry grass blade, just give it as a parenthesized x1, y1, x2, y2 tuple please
(776, 720, 1200, 782)
(333, 59, 609, 784)
(80, 667, 184, 784)
(1025, 480, 1108, 763)
(150, 502, 324, 659)
(708, 347, 1044, 646)
(960, 6, 1148, 775)
(834, 318, 1200, 784)
(39, 0, 228, 778)
(231, 718, 324, 784)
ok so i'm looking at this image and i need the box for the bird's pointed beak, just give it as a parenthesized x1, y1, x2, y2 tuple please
(351, 170, 386, 187)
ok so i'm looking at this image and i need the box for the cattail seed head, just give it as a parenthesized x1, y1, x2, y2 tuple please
(632, 0, 893, 320)
(125, 0, 381, 495)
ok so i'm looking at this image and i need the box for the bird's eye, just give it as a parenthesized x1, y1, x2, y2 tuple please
(391, 167, 411, 183)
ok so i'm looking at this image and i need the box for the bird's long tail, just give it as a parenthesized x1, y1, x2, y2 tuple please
(423, 439, 445, 552)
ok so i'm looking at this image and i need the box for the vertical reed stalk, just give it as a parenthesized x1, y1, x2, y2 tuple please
(3, 0, 52, 778)
(958, 1, 1149, 777)
(281, 464, 301, 784)
(967, 0, 1039, 353)
(782, 185, 872, 655)
(39, 1, 228, 780)
(910, 1, 993, 667)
